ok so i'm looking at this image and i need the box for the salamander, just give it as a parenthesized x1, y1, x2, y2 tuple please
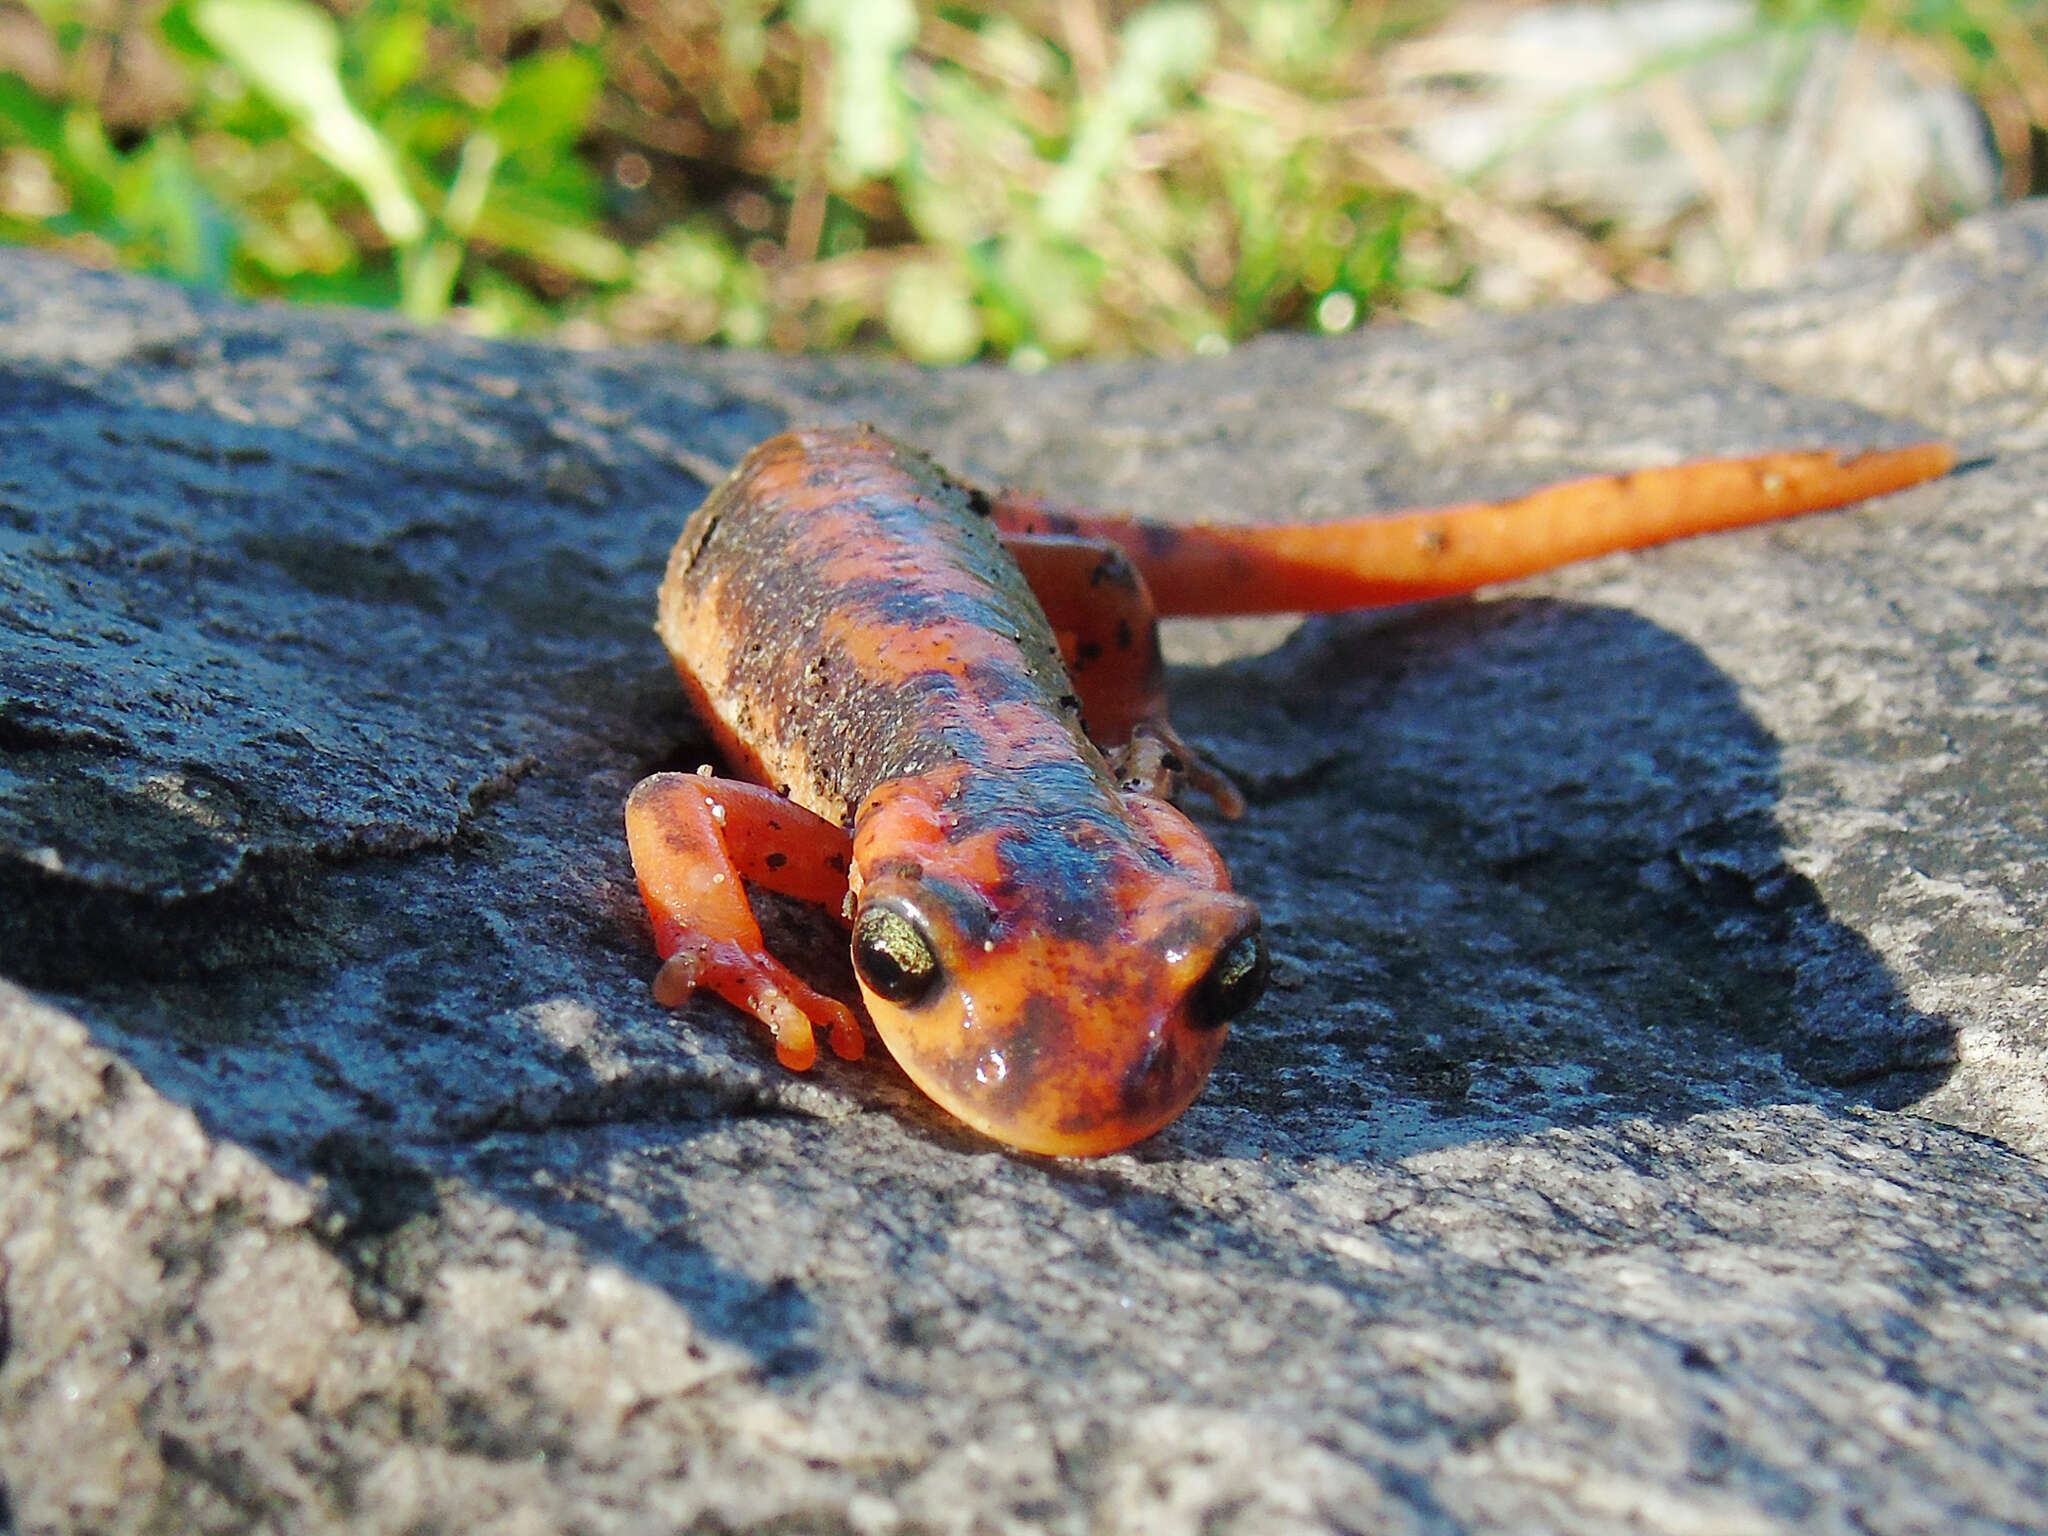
(626, 425, 1953, 1156)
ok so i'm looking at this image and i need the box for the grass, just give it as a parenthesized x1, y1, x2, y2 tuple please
(0, 0, 2040, 364)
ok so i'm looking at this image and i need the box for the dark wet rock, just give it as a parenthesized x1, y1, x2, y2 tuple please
(2, 206, 2045, 1533)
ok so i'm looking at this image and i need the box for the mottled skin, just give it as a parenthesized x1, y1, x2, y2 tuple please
(628, 425, 1953, 1157)
(642, 428, 1257, 1156)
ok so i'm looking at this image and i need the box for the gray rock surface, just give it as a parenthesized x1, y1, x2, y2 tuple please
(1, 205, 2045, 1533)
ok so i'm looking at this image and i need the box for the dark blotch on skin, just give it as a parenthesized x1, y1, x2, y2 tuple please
(1137, 524, 1179, 563)
(947, 757, 1123, 844)
(1090, 551, 1139, 591)
(916, 874, 996, 951)
(1113, 1030, 1182, 1123)
(834, 571, 1018, 637)
(985, 815, 1128, 947)
(969, 992, 1065, 1117)
(956, 652, 1057, 715)
(1151, 907, 1216, 959)
(865, 856, 925, 884)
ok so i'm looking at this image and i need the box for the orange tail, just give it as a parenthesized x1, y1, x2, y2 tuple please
(992, 442, 1956, 617)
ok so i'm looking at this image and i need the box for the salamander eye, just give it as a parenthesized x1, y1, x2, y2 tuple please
(1189, 921, 1269, 1031)
(852, 898, 944, 1007)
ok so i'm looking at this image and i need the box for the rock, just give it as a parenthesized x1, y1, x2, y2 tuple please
(2, 205, 2046, 1532)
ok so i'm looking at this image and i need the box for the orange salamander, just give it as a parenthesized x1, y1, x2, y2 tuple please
(626, 426, 1953, 1156)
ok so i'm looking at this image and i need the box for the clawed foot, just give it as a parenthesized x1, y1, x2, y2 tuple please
(653, 938, 865, 1071)
(1110, 724, 1245, 818)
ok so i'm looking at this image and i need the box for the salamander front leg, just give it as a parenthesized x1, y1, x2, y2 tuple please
(624, 772, 864, 1070)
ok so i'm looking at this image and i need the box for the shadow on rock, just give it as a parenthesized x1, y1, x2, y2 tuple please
(1183, 597, 1957, 1157)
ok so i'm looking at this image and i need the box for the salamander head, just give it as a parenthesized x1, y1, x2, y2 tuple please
(849, 770, 1268, 1157)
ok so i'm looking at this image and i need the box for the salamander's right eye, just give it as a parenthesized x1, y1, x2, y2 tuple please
(1189, 919, 1269, 1031)
(853, 897, 944, 1007)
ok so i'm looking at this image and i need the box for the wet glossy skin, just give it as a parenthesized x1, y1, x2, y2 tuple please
(652, 427, 1260, 1155)
(630, 425, 1952, 1155)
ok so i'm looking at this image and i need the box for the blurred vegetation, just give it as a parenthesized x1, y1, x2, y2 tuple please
(0, 0, 2040, 364)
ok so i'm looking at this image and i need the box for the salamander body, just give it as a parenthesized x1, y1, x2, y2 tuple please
(626, 424, 1953, 1156)
(632, 428, 1264, 1156)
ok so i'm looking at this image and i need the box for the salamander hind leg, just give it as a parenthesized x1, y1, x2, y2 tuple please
(624, 772, 864, 1070)
(1002, 531, 1245, 817)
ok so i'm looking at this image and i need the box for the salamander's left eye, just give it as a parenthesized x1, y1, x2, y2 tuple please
(1189, 920, 1269, 1030)
(853, 897, 944, 1007)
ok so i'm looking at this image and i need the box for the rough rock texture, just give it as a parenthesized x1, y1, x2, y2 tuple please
(2, 205, 2045, 1534)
